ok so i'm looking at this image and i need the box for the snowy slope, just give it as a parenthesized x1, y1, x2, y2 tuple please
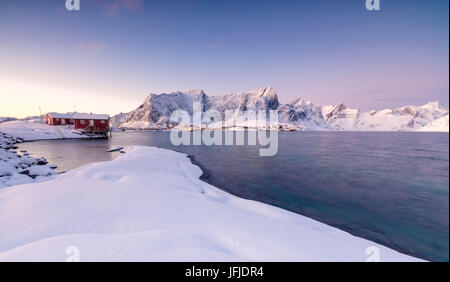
(109, 112, 128, 128)
(0, 146, 422, 262)
(278, 98, 330, 130)
(417, 114, 449, 132)
(112, 87, 448, 131)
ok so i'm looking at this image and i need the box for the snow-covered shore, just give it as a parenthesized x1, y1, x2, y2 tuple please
(0, 146, 422, 262)
(0, 119, 102, 141)
(0, 119, 107, 189)
(0, 133, 56, 189)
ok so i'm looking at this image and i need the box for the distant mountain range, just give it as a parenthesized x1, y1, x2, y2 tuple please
(111, 87, 449, 132)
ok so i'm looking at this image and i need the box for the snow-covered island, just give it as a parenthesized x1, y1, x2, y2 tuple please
(0, 146, 422, 262)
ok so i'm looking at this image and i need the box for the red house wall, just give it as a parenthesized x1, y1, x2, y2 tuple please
(74, 119, 109, 132)
(51, 118, 62, 125)
(64, 118, 74, 125)
(45, 116, 74, 125)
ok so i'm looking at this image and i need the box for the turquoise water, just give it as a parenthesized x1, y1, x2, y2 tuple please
(18, 131, 449, 261)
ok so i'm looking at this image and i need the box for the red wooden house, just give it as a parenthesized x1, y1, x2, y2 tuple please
(46, 112, 110, 135)
(45, 113, 75, 125)
(72, 113, 110, 134)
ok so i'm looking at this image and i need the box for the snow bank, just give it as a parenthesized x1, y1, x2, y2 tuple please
(0, 146, 422, 262)
(0, 120, 95, 141)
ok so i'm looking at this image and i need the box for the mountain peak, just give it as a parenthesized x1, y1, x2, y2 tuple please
(248, 86, 277, 98)
(186, 89, 206, 96)
(423, 101, 446, 110)
(291, 98, 313, 107)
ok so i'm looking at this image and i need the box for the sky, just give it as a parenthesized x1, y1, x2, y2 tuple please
(0, 0, 448, 118)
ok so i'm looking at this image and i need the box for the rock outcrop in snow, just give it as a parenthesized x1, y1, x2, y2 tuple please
(0, 133, 56, 189)
(111, 87, 449, 132)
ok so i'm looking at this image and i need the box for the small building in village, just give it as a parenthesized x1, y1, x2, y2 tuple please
(45, 112, 75, 126)
(45, 112, 110, 135)
(72, 113, 110, 134)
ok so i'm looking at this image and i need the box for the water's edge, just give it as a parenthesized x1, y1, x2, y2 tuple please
(14, 132, 449, 261)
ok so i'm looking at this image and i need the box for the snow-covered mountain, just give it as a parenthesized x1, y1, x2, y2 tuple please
(109, 112, 128, 128)
(323, 101, 449, 131)
(417, 114, 449, 132)
(278, 98, 330, 130)
(112, 87, 449, 132)
(117, 87, 279, 129)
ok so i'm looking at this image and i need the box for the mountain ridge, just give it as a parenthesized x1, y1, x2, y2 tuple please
(112, 87, 449, 132)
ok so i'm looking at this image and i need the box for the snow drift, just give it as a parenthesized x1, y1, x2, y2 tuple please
(0, 146, 422, 262)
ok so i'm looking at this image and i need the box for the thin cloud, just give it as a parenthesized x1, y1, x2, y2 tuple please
(77, 42, 106, 51)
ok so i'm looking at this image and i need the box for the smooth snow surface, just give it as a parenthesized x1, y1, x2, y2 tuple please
(0, 146, 423, 262)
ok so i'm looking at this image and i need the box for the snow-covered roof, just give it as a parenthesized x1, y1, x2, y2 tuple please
(46, 112, 109, 120)
(72, 113, 109, 120)
(46, 112, 75, 119)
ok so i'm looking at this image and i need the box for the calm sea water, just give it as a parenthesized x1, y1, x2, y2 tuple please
(18, 131, 449, 261)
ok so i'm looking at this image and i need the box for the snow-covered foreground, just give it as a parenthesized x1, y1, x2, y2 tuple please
(0, 119, 97, 141)
(0, 146, 422, 262)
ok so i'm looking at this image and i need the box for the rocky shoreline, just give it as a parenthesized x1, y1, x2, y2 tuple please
(0, 132, 56, 189)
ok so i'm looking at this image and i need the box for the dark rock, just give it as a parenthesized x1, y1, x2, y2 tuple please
(19, 169, 30, 176)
